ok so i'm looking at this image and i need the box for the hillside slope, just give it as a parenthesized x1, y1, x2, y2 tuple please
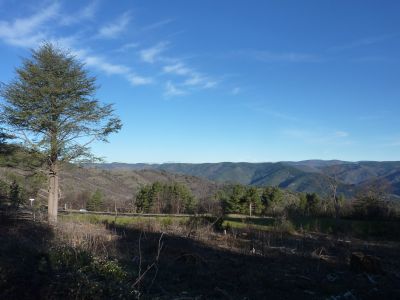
(0, 163, 220, 210)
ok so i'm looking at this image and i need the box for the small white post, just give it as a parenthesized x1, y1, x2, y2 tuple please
(29, 198, 35, 221)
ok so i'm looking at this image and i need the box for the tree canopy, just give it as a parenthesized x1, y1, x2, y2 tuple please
(0, 43, 121, 163)
(135, 182, 196, 214)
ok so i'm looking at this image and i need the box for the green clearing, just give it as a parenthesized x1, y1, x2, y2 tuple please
(223, 215, 276, 231)
(61, 212, 400, 241)
(224, 214, 400, 240)
(60, 212, 190, 227)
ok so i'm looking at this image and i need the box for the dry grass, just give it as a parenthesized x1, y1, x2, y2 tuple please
(4, 212, 399, 299)
(54, 221, 119, 257)
(58, 214, 289, 257)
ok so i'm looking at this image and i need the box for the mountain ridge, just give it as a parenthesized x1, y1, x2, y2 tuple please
(87, 160, 400, 197)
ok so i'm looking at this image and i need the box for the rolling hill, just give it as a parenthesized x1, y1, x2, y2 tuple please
(3, 146, 400, 210)
(0, 163, 221, 211)
(89, 160, 400, 198)
(60, 165, 220, 204)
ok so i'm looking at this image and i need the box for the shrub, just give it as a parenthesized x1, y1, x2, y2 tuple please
(273, 216, 295, 234)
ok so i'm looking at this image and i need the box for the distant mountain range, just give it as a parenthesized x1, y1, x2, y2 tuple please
(2, 155, 400, 208)
(88, 160, 400, 198)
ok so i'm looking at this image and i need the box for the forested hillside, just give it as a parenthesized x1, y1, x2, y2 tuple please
(0, 146, 220, 211)
(90, 160, 400, 198)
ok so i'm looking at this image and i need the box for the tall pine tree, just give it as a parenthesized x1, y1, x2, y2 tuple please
(0, 43, 121, 223)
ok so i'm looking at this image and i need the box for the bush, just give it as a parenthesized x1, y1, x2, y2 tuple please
(273, 216, 295, 234)
(352, 196, 389, 220)
(86, 189, 104, 211)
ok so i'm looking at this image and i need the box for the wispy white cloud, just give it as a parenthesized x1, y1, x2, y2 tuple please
(98, 12, 131, 39)
(164, 81, 186, 97)
(79, 1, 98, 18)
(0, 4, 151, 88)
(183, 73, 216, 88)
(72, 49, 152, 86)
(142, 18, 174, 31)
(235, 49, 321, 63)
(329, 34, 398, 52)
(127, 74, 153, 86)
(163, 63, 191, 76)
(256, 51, 321, 63)
(116, 42, 139, 52)
(163, 62, 218, 89)
(0, 4, 219, 95)
(139, 42, 169, 63)
(244, 102, 298, 122)
(0, 2, 59, 47)
(60, 1, 98, 25)
(79, 53, 130, 74)
(204, 81, 218, 88)
(48, 35, 80, 51)
(231, 87, 241, 95)
(183, 74, 201, 85)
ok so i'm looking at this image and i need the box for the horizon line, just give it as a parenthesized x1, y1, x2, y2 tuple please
(91, 159, 400, 165)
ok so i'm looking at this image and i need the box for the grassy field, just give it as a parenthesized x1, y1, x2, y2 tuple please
(60, 212, 190, 227)
(62, 212, 400, 241)
(222, 214, 400, 240)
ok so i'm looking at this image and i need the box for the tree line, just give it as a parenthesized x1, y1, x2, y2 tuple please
(0, 179, 25, 209)
(135, 182, 196, 214)
(62, 182, 197, 214)
(214, 183, 398, 220)
(215, 184, 319, 216)
(2, 169, 398, 220)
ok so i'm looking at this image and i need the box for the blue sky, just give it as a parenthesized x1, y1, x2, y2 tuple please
(0, 0, 399, 163)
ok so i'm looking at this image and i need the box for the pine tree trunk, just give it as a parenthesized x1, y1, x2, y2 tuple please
(48, 163, 59, 224)
(332, 187, 339, 219)
(334, 200, 340, 219)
